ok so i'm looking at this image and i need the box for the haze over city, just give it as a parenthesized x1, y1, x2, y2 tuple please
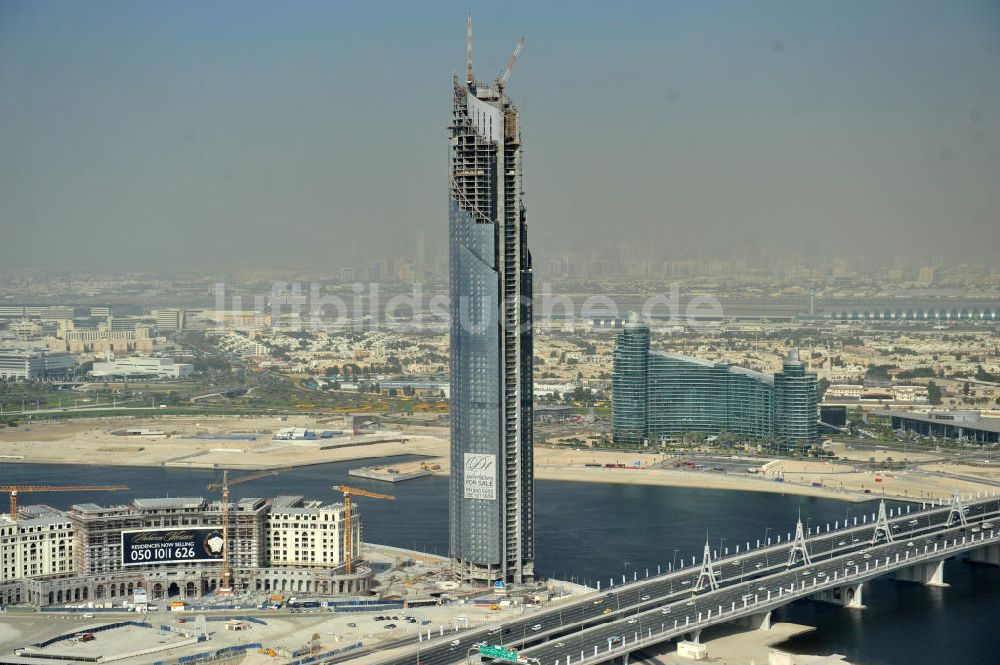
(2, 0, 999, 270)
(3, 3, 1000, 665)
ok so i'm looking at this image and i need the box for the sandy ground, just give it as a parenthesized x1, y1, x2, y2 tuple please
(643, 622, 852, 665)
(0, 416, 448, 470)
(827, 442, 939, 464)
(0, 601, 529, 665)
(1, 417, 995, 503)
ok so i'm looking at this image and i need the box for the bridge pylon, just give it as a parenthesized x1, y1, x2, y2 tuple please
(787, 516, 812, 566)
(694, 541, 719, 592)
(946, 489, 968, 527)
(870, 499, 894, 545)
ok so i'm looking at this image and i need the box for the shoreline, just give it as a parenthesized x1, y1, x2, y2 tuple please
(532, 465, 878, 503)
(0, 454, 907, 504)
(2, 415, 994, 504)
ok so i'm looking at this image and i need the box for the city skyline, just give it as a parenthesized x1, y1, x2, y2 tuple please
(3, 1, 1000, 270)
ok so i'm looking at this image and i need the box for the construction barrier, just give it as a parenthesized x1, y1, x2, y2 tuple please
(33, 621, 152, 648)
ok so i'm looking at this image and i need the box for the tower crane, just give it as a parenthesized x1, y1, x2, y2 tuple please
(207, 468, 285, 591)
(0, 485, 128, 520)
(330, 485, 395, 574)
(498, 37, 525, 90)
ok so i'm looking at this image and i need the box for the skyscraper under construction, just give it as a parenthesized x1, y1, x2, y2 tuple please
(448, 19, 533, 584)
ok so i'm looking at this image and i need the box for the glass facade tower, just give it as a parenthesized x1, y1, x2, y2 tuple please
(448, 52, 534, 583)
(611, 322, 649, 445)
(612, 324, 816, 448)
(774, 349, 819, 448)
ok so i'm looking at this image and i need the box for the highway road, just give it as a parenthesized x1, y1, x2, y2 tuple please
(374, 493, 1000, 665)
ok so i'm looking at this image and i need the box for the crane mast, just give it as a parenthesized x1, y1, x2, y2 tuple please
(331, 485, 394, 574)
(207, 468, 284, 592)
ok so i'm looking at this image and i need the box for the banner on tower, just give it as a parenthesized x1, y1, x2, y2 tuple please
(464, 453, 497, 500)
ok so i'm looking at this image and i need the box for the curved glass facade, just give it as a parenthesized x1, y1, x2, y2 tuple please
(612, 324, 816, 448)
(774, 350, 818, 447)
(611, 324, 649, 445)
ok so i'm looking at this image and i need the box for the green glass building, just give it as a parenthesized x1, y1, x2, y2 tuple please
(774, 349, 819, 447)
(612, 324, 817, 448)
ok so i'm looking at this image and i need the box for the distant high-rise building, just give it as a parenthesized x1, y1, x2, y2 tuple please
(612, 323, 816, 448)
(774, 349, 818, 447)
(611, 320, 649, 445)
(448, 19, 534, 584)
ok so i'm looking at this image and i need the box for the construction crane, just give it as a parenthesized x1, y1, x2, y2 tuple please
(0, 485, 128, 520)
(498, 36, 525, 89)
(330, 485, 395, 574)
(466, 14, 475, 85)
(207, 468, 285, 591)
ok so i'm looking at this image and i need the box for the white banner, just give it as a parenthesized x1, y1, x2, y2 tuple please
(464, 453, 497, 500)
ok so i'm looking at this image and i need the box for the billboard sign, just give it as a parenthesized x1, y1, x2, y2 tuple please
(121, 527, 225, 566)
(463, 453, 496, 500)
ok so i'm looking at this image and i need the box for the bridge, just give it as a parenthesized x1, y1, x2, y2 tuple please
(375, 490, 1000, 665)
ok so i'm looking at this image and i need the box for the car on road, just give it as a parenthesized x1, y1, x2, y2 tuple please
(755, 563, 764, 569)
(757, 586, 767, 592)
(593, 599, 604, 605)
(474, 641, 487, 648)
(384, 623, 397, 629)
(627, 618, 637, 624)
(556, 642, 564, 648)
(846, 561, 855, 566)
(837, 541, 846, 546)
(640, 595, 650, 601)
(681, 580, 691, 585)
(602, 608, 612, 615)
(450, 640, 461, 647)
(347, 622, 357, 628)
(531, 624, 542, 631)
(660, 608, 670, 615)
(907, 541, 915, 546)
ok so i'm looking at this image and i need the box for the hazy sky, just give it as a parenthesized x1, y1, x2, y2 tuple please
(2, 0, 999, 270)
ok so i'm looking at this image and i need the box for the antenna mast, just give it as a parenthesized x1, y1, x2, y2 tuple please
(466, 15, 474, 84)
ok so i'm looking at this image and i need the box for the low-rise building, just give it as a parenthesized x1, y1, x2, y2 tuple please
(2, 494, 372, 607)
(0, 348, 76, 380)
(266, 496, 358, 569)
(89, 356, 193, 380)
(0, 507, 75, 605)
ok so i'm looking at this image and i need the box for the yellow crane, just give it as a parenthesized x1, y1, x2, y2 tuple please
(207, 468, 285, 591)
(0, 485, 128, 520)
(330, 485, 395, 574)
